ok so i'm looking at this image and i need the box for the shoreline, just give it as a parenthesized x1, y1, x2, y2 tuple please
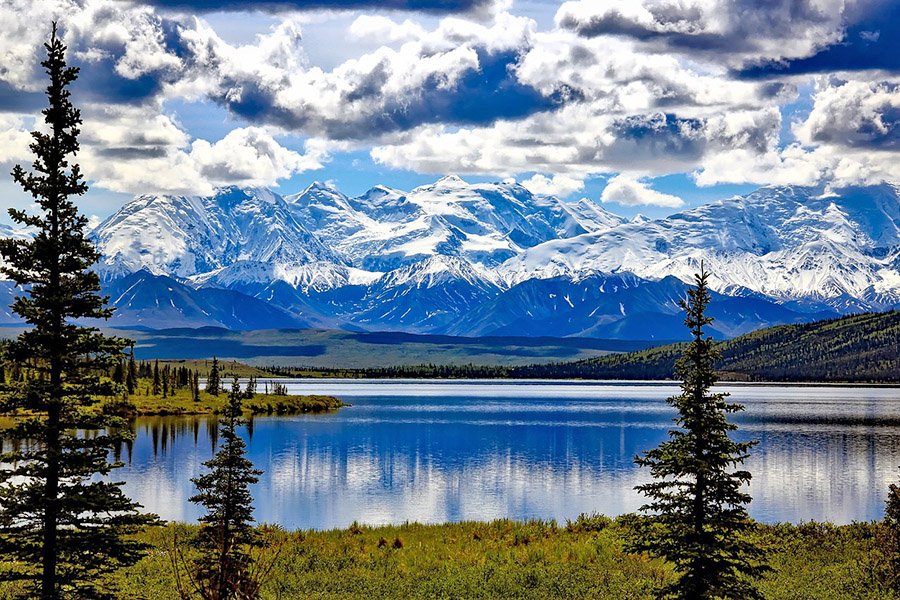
(242, 375, 900, 388)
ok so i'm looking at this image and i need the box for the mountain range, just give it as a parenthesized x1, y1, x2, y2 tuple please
(3, 177, 900, 339)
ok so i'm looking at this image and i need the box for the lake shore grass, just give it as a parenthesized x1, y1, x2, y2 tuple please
(102, 384, 345, 417)
(86, 517, 895, 599)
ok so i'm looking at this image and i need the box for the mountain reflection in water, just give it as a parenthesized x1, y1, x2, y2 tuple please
(117, 380, 900, 529)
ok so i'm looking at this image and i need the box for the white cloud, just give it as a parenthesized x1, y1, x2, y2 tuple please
(695, 77, 900, 187)
(189, 127, 324, 186)
(78, 104, 322, 195)
(371, 105, 784, 181)
(0, 115, 32, 164)
(173, 10, 537, 139)
(520, 173, 585, 197)
(0, 0, 897, 201)
(348, 15, 426, 43)
(600, 174, 684, 207)
(794, 78, 899, 150)
(87, 214, 103, 230)
(555, 0, 854, 69)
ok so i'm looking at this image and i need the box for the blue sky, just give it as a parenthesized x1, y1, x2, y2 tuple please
(0, 0, 897, 224)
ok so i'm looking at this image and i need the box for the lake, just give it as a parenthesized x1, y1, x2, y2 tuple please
(117, 380, 900, 529)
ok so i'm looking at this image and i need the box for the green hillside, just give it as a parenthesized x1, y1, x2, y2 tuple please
(515, 311, 900, 382)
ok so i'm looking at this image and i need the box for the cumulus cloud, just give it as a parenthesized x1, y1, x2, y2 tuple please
(520, 173, 585, 197)
(0, 0, 188, 106)
(795, 79, 899, 150)
(0, 115, 32, 164)
(695, 78, 900, 187)
(189, 127, 324, 186)
(600, 174, 684, 207)
(138, 0, 496, 14)
(556, 0, 855, 69)
(0, 0, 898, 202)
(77, 104, 322, 195)
(172, 11, 557, 140)
(371, 106, 784, 181)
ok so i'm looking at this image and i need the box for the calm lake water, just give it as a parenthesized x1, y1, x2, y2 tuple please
(118, 380, 900, 529)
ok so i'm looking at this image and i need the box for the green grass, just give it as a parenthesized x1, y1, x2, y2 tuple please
(154, 359, 275, 378)
(54, 517, 893, 600)
(103, 381, 344, 417)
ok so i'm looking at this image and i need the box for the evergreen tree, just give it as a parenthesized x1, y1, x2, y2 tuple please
(243, 376, 256, 399)
(193, 369, 201, 403)
(0, 24, 156, 599)
(626, 268, 769, 599)
(125, 346, 137, 396)
(112, 361, 124, 384)
(881, 470, 900, 592)
(152, 360, 161, 396)
(206, 357, 221, 396)
(186, 377, 263, 598)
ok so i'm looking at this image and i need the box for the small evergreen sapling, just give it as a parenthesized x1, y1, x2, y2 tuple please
(0, 23, 156, 599)
(625, 268, 769, 599)
(181, 377, 263, 599)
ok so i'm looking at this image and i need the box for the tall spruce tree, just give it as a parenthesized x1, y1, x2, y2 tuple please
(0, 23, 156, 599)
(186, 377, 263, 598)
(626, 268, 769, 599)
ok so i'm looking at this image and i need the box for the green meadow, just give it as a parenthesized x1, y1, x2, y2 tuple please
(13, 517, 887, 600)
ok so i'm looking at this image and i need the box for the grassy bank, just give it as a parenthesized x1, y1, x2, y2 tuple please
(102, 384, 345, 417)
(77, 517, 894, 599)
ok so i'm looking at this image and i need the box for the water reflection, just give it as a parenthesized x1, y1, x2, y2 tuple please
(116, 381, 900, 529)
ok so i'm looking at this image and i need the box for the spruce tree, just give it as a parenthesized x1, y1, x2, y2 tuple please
(125, 346, 137, 396)
(626, 268, 769, 599)
(882, 471, 900, 592)
(186, 377, 263, 598)
(0, 23, 156, 599)
(206, 357, 221, 396)
(153, 360, 161, 396)
(243, 376, 256, 399)
(193, 369, 201, 403)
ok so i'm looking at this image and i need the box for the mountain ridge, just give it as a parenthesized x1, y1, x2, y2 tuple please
(5, 177, 900, 338)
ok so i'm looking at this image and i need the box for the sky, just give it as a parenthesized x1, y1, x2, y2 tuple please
(0, 0, 898, 225)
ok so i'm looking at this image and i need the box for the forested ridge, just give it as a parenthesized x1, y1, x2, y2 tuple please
(521, 310, 900, 382)
(266, 310, 900, 382)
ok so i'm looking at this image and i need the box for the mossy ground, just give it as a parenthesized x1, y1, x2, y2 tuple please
(23, 517, 889, 600)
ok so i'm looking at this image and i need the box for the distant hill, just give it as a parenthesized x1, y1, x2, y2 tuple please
(515, 311, 900, 382)
(46, 327, 655, 369)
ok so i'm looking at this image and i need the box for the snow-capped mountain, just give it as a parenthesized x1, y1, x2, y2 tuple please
(503, 184, 900, 310)
(93, 186, 346, 287)
(4, 177, 900, 339)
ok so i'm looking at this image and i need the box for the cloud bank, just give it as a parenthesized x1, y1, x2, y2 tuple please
(0, 0, 896, 200)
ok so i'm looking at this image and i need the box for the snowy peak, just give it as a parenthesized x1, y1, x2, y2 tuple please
(503, 183, 900, 309)
(28, 177, 898, 337)
(92, 186, 344, 282)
